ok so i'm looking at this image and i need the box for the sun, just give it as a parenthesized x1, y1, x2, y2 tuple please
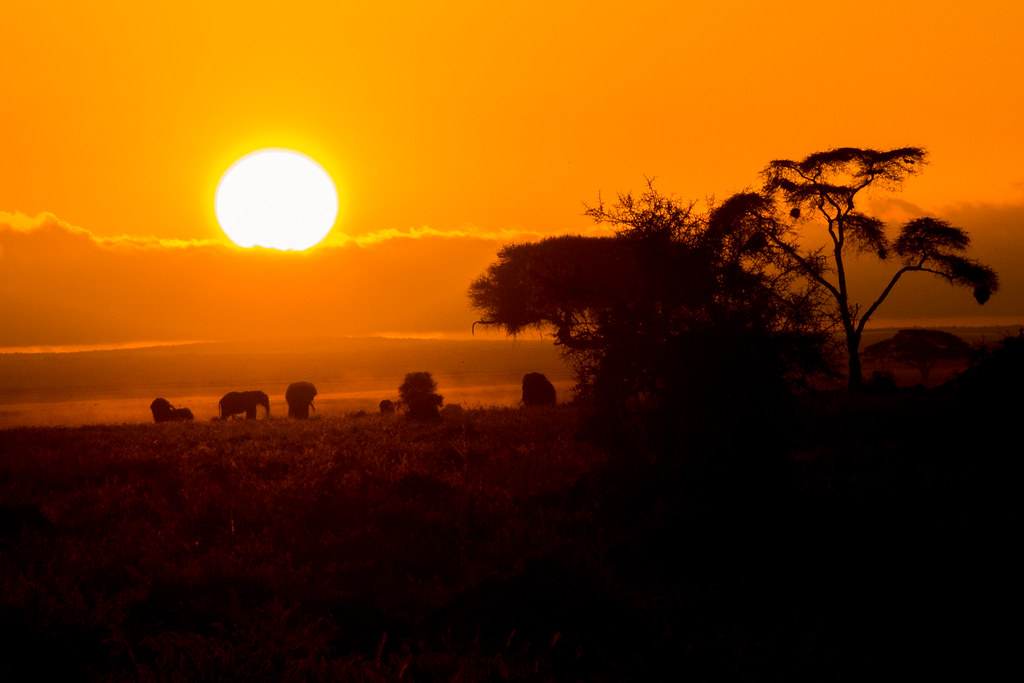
(215, 148, 339, 251)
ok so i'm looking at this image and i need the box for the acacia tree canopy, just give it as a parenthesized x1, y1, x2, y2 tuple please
(469, 183, 827, 436)
(468, 234, 715, 351)
(741, 146, 999, 390)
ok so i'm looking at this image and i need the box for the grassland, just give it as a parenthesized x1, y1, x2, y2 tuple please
(0, 394, 1007, 681)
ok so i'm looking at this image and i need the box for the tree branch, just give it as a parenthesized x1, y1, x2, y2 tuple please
(765, 233, 842, 302)
(853, 260, 959, 337)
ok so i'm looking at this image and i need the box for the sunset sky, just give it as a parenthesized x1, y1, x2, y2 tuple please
(2, 1, 1023, 350)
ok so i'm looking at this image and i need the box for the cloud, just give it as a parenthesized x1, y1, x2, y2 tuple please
(0, 212, 513, 348)
(336, 224, 549, 247)
(1, 211, 551, 250)
(5, 202, 1020, 350)
(837, 199, 1024, 327)
(0, 211, 220, 250)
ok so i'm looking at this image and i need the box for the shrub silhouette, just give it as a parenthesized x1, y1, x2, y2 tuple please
(399, 372, 443, 420)
(441, 403, 464, 419)
(471, 182, 827, 456)
(955, 332, 1024, 404)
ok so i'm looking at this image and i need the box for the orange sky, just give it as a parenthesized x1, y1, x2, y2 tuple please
(2, 1, 1023, 349)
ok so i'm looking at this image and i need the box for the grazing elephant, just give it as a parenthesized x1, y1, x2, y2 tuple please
(285, 382, 317, 419)
(219, 390, 270, 420)
(521, 372, 556, 406)
(150, 398, 194, 423)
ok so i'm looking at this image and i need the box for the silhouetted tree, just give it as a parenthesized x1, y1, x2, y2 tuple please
(471, 182, 827, 455)
(954, 331, 1024, 403)
(863, 329, 974, 383)
(726, 147, 998, 390)
(399, 372, 443, 420)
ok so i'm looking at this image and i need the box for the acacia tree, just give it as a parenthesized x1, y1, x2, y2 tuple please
(469, 183, 826, 441)
(730, 147, 998, 390)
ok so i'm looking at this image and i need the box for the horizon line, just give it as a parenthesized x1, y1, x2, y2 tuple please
(0, 330, 548, 355)
(3, 318, 1021, 356)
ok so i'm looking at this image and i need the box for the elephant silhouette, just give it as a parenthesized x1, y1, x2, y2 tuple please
(285, 382, 317, 419)
(150, 398, 194, 422)
(219, 390, 270, 420)
(521, 372, 556, 406)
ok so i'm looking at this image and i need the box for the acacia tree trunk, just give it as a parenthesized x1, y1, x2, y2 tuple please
(847, 338, 864, 390)
(844, 325, 864, 391)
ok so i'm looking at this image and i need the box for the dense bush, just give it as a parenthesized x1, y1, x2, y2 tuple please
(398, 371, 444, 420)
(470, 186, 829, 461)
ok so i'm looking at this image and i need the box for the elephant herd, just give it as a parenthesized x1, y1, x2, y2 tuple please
(149, 373, 557, 423)
(149, 382, 317, 423)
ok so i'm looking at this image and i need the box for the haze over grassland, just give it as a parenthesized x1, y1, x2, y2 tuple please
(0, 337, 573, 428)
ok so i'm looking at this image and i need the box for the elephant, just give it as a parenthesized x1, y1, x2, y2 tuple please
(219, 390, 270, 420)
(150, 398, 194, 422)
(521, 372, 556, 406)
(285, 382, 317, 419)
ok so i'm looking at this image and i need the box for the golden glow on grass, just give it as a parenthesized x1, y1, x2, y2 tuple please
(215, 149, 339, 251)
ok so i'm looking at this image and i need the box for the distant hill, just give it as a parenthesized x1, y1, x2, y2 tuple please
(857, 325, 1021, 388)
(859, 325, 1020, 349)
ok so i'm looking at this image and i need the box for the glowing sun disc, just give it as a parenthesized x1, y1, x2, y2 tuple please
(215, 148, 338, 250)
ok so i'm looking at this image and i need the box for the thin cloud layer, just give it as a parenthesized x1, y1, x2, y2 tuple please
(3, 203, 1022, 350)
(824, 199, 1024, 327)
(1, 211, 546, 251)
(0, 212, 221, 250)
(334, 225, 549, 247)
(0, 213, 516, 348)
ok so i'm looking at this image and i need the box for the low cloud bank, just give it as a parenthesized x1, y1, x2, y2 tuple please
(850, 199, 1024, 325)
(3, 203, 1021, 349)
(0, 213, 512, 348)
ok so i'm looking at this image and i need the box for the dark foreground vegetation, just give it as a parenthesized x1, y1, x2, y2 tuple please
(1, 371, 1014, 681)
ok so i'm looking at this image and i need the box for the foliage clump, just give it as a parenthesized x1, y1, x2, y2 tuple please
(399, 371, 444, 420)
(746, 146, 997, 389)
(470, 181, 827, 455)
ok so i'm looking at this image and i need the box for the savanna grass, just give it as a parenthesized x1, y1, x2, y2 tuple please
(1, 391, 1000, 681)
(1, 406, 610, 681)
